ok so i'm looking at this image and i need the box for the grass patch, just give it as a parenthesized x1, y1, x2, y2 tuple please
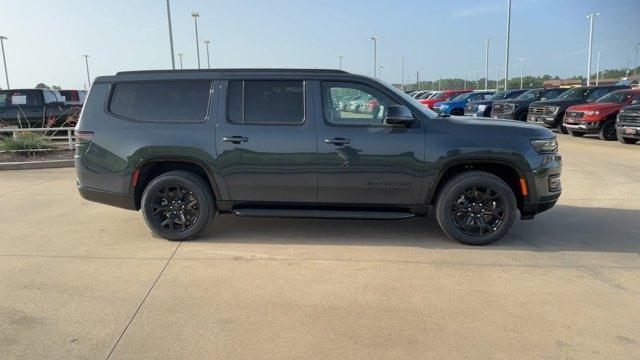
(0, 132, 56, 151)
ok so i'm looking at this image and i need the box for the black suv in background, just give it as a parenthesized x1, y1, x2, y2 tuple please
(75, 69, 562, 246)
(527, 85, 629, 133)
(616, 104, 640, 144)
(465, 89, 527, 117)
(491, 88, 566, 121)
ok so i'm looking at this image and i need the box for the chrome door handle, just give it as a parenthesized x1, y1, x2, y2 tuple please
(324, 137, 351, 145)
(222, 136, 249, 144)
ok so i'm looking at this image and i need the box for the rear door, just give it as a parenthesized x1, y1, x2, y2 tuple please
(215, 79, 317, 203)
(314, 80, 425, 205)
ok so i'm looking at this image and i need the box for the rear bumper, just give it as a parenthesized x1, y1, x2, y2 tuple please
(77, 185, 137, 210)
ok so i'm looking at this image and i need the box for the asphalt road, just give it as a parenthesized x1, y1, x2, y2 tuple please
(1, 135, 639, 360)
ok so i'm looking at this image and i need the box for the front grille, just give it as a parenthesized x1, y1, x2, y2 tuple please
(491, 103, 513, 116)
(529, 106, 549, 116)
(565, 111, 584, 119)
(618, 111, 640, 125)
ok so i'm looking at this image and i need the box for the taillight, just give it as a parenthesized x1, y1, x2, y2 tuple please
(75, 131, 94, 144)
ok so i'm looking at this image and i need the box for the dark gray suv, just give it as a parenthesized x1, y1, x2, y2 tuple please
(75, 69, 562, 245)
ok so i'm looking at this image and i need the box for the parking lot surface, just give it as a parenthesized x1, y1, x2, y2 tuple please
(1, 135, 639, 360)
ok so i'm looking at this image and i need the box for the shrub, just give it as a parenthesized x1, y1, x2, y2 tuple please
(0, 132, 56, 152)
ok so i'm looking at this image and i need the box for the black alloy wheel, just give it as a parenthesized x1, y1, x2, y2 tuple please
(450, 186, 506, 237)
(152, 185, 200, 232)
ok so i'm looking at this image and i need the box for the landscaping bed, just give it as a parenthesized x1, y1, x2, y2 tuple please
(0, 149, 74, 163)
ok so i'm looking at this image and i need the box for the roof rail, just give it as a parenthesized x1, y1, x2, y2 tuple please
(116, 68, 350, 75)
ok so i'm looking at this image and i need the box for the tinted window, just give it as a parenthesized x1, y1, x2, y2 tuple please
(227, 80, 304, 124)
(59, 90, 79, 102)
(0, 90, 43, 106)
(109, 81, 210, 122)
(322, 82, 397, 126)
(587, 87, 614, 101)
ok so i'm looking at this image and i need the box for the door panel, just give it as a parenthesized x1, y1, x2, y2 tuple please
(314, 81, 425, 205)
(215, 79, 317, 203)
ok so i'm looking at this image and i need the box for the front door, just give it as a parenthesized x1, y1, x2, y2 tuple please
(215, 79, 317, 203)
(314, 81, 425, 205)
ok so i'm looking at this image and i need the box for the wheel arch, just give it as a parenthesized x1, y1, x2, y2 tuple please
(131, 156, 222, 210)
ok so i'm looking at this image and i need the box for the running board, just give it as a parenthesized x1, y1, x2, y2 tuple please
(232, 209, 415, 220)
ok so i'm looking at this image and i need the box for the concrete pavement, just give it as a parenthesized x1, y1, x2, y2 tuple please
(1, 135, 639, 359)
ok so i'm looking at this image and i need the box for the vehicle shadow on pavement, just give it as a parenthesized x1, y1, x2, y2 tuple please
(194, 205, 640, 253)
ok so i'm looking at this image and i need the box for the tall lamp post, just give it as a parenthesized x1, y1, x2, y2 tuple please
(585, 12, 599, 86)
(596, 50, 602, 85)
(178, 53, 183, 69)
(166, 0, 175, 69)
(191, 12, 201, 69)
(338, 55, 343, 70)
(484, 39, 491, 90)
(0, 35, 9, 89)
(369, 36, 381, 78)
(401, 56, 405, 91)
(83, 55, 91, 88)
(634, 41, 639, 76)
(518, 57, 527, 89)
(204, 40, 211, 69)
(378, 66, 383, 80)
(504, 0, 512, 90)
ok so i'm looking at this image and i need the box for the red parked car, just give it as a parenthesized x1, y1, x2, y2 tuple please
(419, 89, 472, 109)
(563, 88, 640, 140)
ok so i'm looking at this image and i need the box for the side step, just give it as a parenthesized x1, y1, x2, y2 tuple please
(232, 209, 415, 220)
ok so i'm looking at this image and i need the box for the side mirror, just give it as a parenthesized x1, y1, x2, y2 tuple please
(385, 105, 415, 126)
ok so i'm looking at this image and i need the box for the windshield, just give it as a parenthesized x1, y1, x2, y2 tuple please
(517, 89, 542, 100)
(558, 87, 589, 100)
(488, 91, 509, 100)
(596, 91, 635, 104)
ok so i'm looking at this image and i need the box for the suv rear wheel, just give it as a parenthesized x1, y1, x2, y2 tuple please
(141, 170, 215, 240)
(435, 171, 517, 245)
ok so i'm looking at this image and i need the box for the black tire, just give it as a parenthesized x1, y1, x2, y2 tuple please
(141, 170, 215, 241)
(516, 111, 528, 122)
(556, 121, 568, 134)
(568, 130, 585, 137)
(451, 108, 464, 116)
(435, 171, 517, 245)
(618, 136, 639, 144)
(598, 119, 617, 141)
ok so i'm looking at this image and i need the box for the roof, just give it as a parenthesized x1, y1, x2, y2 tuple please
(116, 68, 349, 75)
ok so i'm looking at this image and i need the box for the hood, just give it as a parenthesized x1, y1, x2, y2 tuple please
(531, 98, 584, 107)
(567, 102, 624, 112)
(446, 115, 554, 138)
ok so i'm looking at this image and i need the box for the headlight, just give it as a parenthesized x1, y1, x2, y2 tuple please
(505, 103, 517, 112)
(583, 110, 600, 116)
(547, 106, 559, 115)
(531, 138, 558, 154)
(477, 105, 487, 111)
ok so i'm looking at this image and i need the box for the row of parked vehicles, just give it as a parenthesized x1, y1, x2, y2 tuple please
(407, 85, 640, 145)
(0, 88, 87, 128)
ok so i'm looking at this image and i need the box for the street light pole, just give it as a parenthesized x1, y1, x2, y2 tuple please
(401, 56, 405, 91)
(504, 0, 512, 90)
(378, 66, 383, 80)
(485, 38, 490, 90)
(178, 53, 183, 69)
(369, 36, 381, 78)
(586, 12, 599, 86)
(83, 55, 91, 88)
(596, 50, 602, 85)
(166, 0, 175, 70)
(463, 72, 467, 90)
(496, 65, 500, 90)
(634, 41, 639, 76)
(416, 70, 420, 91)
(518, 57, 527, 89)
(191, 12, 201, 69)
(338, 55, 343, 70)
(204, 40, 211, 69)
(0, 36, 9, 89)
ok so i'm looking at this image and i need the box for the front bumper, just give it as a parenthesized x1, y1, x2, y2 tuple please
(616, 123, 640, 139)
(520, 151, 563, 220)
(563, 120, 602, 134)
(527, 113, 558, 128)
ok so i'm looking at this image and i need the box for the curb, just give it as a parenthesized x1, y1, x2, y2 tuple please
(0, 159, 75, 171)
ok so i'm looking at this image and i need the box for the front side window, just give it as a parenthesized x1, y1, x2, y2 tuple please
(109, 81, 211, 122)
(517, 89, 542, 100)
(596, 91, 634, 104)
(227, 80, 304, 124)
(587, 88, 614, 101)
(322, 82, 395, 126)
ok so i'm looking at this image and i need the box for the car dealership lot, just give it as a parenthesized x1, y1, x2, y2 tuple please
(1, 135, 639, 360)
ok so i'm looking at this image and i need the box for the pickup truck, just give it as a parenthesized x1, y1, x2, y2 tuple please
(491, 88, 566, 121)
(527, 85, 629, 133)
(563, 89, 640, 140)
(616, 104, 640, 144)
(465, 89, 527, 117)
(0, 88, 82, 128)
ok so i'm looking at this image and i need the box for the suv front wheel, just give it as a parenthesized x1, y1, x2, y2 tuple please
(141, 170, 215, 240)
(435, 171, 517, 245)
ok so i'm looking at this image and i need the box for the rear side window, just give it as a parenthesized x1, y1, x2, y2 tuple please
(109, 81, 211, 122)
(227, 80, 304, 124)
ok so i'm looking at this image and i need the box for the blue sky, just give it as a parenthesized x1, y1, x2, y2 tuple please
(0, 0, 639, 89)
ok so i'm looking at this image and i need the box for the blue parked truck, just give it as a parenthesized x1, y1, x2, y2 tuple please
(464, 89, 528, 117)
(432, 90, 496, 116)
